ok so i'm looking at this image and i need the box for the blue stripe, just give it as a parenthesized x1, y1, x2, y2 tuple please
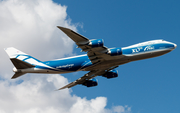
(16, 54, 42, 62)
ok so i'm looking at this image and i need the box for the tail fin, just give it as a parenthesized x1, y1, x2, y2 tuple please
(4, 47, 41, 79)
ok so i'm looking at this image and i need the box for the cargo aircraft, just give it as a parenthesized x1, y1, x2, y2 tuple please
(5, 26, 177, 90)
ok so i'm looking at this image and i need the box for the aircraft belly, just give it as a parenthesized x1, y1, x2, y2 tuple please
(19, 67, 73, 74)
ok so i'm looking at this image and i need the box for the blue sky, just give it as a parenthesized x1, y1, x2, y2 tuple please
(55, 1, 180, 113)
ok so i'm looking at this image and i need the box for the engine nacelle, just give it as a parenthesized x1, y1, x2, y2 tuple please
(107, 47, 122, 56)
(102, 69, 118, 79)
(82, 78, 98, 87)
(88, 39, 104, 48)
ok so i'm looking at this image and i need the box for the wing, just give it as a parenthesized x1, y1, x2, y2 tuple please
(59, 70, 105, 90)
(57, 26, 118, 64)
(57, 26, 89, 43)
(58, 66, 118, 90)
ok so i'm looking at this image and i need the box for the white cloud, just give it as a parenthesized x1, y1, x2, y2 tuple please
(0, 74, 131, 113)
(0, 0, 131, 113)
(112, 105, 131, 113)
(69, 96, 107, 113)
(0, 0, 75, 78)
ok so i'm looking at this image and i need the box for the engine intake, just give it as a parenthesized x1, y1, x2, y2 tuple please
(102, 69, 118, 79)
(107, 47, 122, 56)
(88, 39, 104, 48)
(82, 78, 98, 87)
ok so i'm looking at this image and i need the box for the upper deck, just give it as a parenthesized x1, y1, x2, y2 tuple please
(122, 40, 176, 56)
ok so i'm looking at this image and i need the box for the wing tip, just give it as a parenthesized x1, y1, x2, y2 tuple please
(57, 26, 66, 30)
(57, 26, 72, 32)
(58, 87, 68, 90)
(57, 26, 61, 28)
(55, 87, 68, 91)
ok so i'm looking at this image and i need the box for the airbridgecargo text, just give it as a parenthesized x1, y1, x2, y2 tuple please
(56, 64, 74, 69)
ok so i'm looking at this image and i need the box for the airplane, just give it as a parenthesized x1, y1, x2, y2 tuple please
(4, 26, 177, 90)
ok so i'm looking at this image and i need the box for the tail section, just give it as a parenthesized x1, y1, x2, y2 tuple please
(4, 47, 41, 79)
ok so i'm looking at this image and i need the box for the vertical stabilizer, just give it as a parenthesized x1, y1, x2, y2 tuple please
(4, 47, 41, 79)
(4, 47, 41, 68)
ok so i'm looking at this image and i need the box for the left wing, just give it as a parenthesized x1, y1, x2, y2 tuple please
(57, 26, 118, 64)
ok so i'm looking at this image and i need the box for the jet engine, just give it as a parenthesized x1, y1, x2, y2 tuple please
(88, 39, 104, 48)
(102, 69, 118, 79)
(107, 47, 122, 56)
(82, 78, 98, 87)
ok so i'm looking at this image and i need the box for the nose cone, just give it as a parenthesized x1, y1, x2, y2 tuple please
(174, 43, 177, 49)
(166, 41, 177, 50)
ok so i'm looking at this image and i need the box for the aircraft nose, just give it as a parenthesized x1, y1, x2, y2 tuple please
(174, 43, 177, 49)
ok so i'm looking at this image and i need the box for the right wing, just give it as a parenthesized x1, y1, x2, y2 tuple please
(58, 66, 118, 90)
(59, 70, 103, 90)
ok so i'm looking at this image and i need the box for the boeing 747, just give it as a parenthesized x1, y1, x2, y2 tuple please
(5, 26, 177, 90)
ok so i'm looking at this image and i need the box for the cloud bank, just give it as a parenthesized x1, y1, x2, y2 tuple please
(0, 0, 131, 113)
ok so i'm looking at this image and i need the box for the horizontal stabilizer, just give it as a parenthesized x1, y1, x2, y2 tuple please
(10, 58, 35, 69)
(12, 72, 26, 79)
